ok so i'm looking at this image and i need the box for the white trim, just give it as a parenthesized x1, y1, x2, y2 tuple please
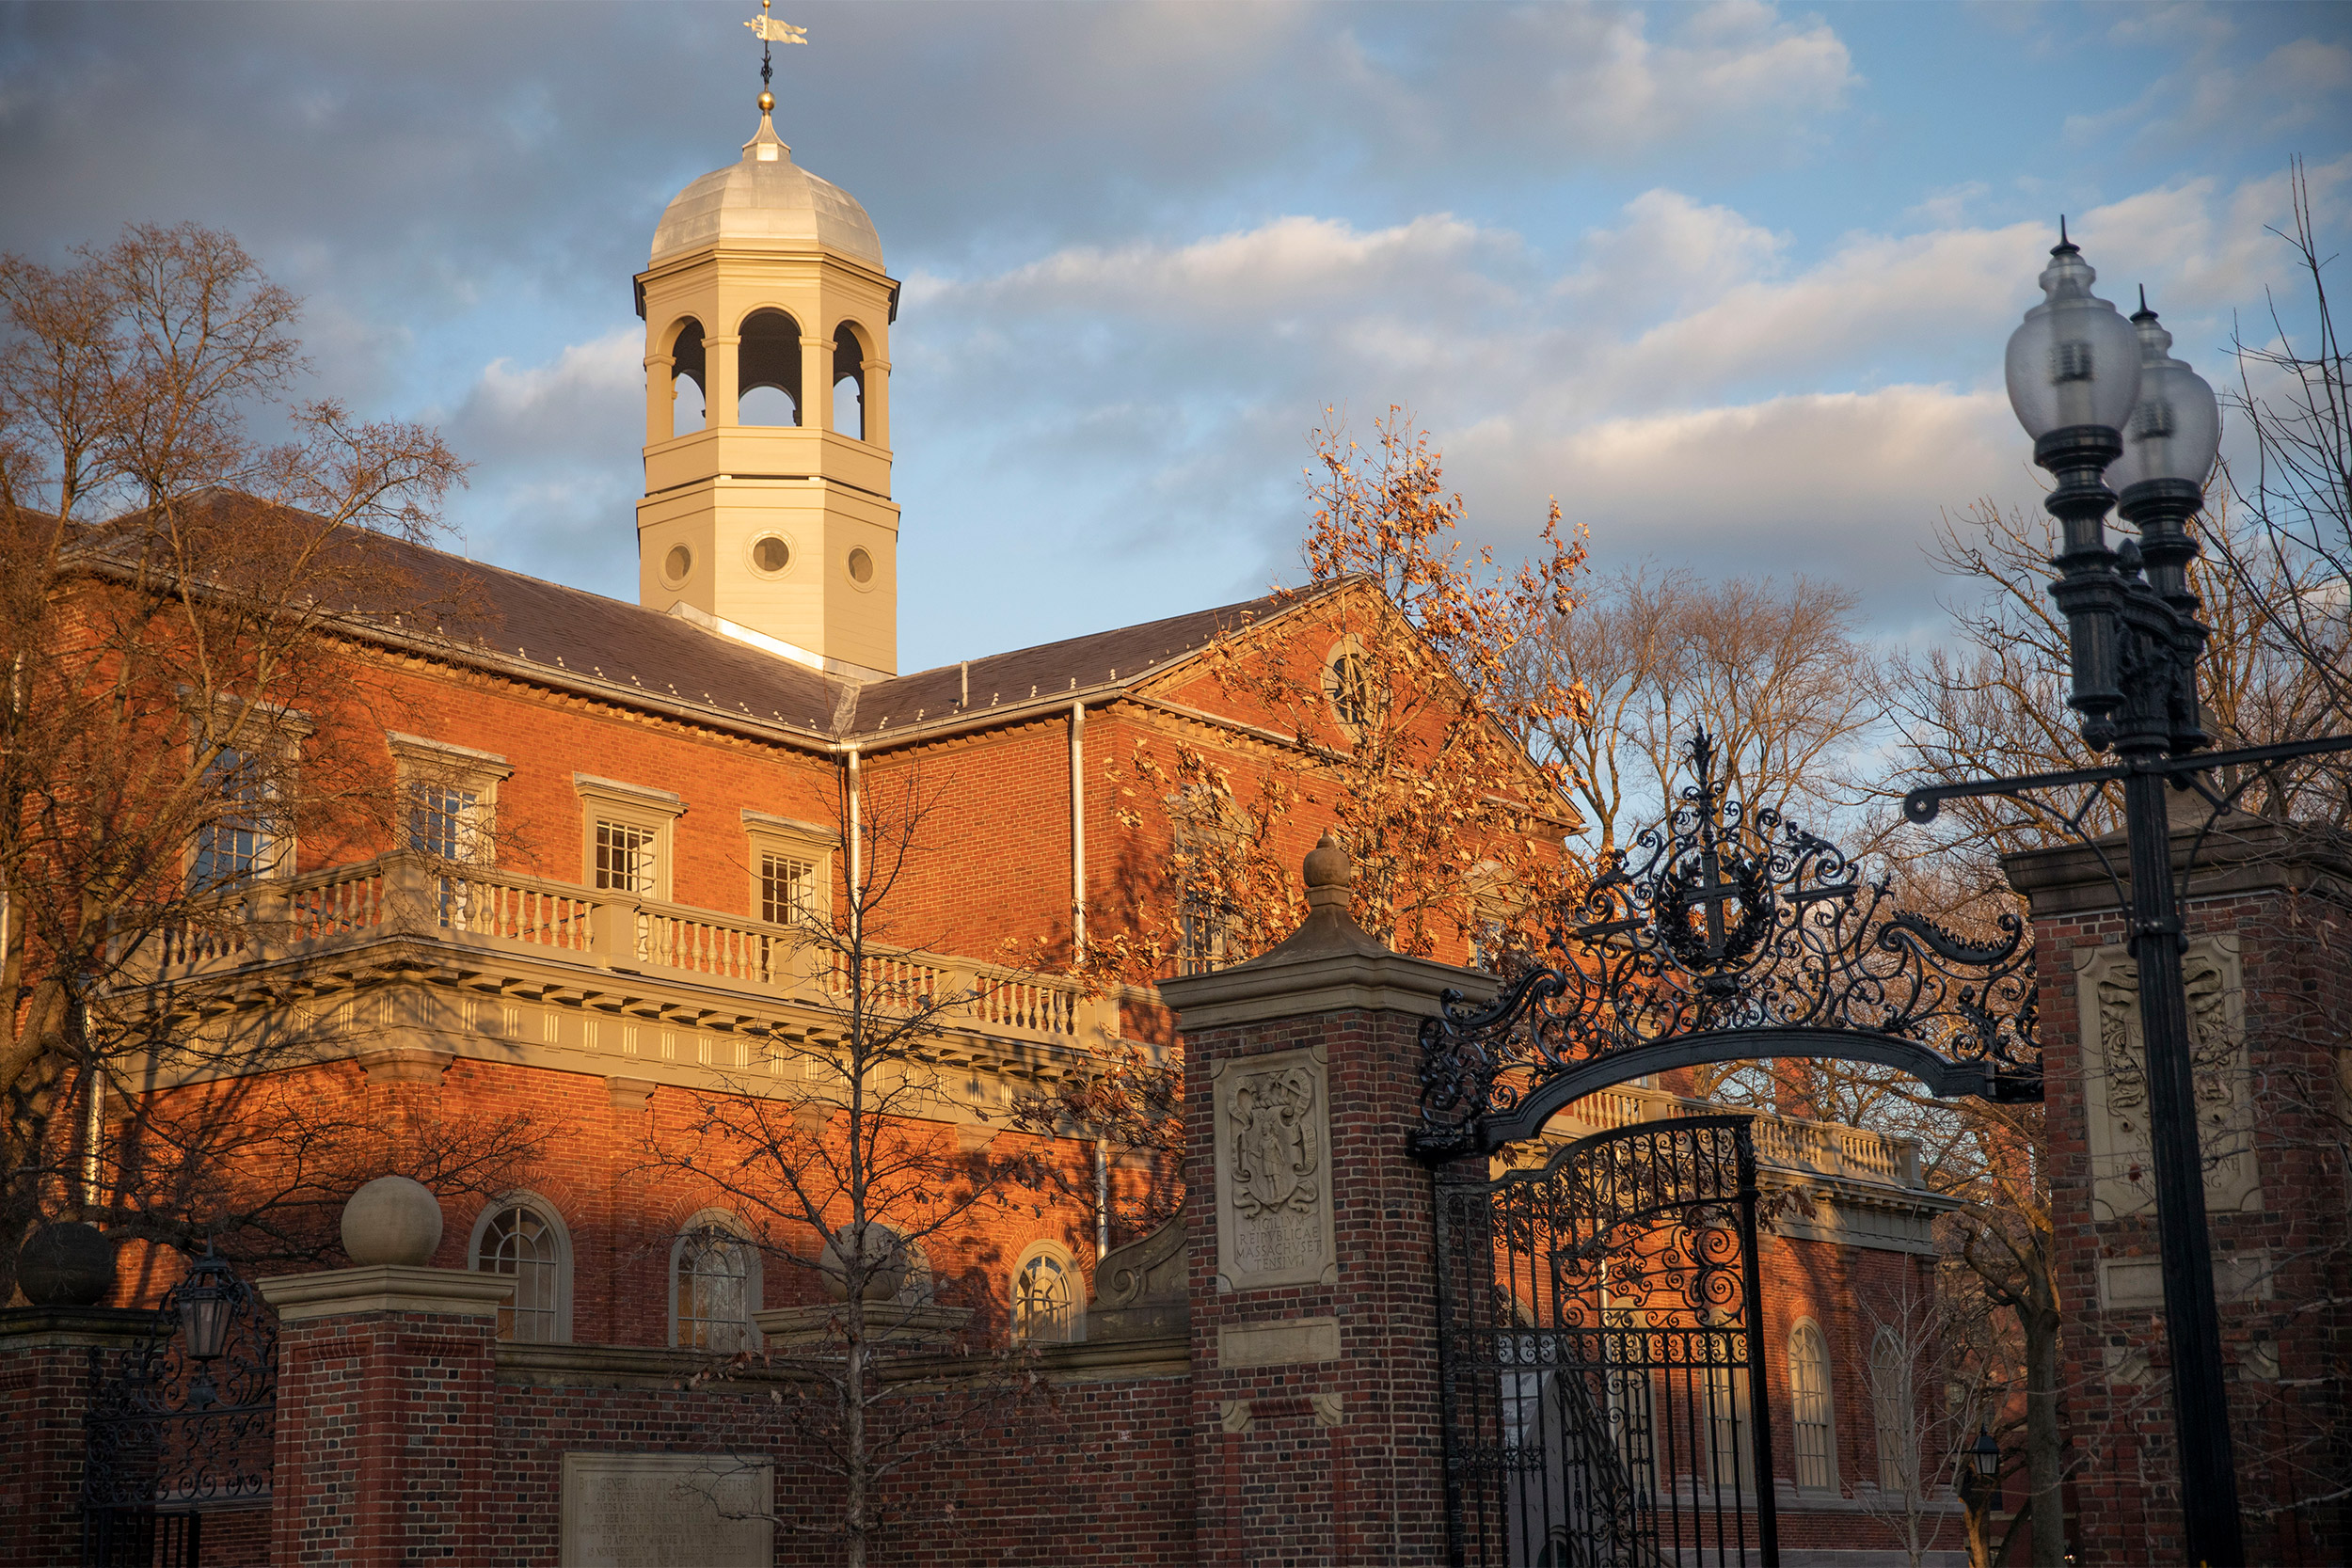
(387, 733, 515, 779)
(572, 774, 685, 812)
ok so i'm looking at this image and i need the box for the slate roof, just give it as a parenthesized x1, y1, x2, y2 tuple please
(350, 529, 1310, 746)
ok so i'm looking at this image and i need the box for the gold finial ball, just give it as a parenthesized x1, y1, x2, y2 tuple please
(758, 90, 775, 113)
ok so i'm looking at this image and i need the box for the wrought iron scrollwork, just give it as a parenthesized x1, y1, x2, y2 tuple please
(83, 1247, 276, 1559)
(1434, 1116, 1777, 1567)
(1415, 733, 2042, 1160)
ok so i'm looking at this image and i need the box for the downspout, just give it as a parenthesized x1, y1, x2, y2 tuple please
(1069, 702, 1086, 955)
(82, 1064, 103, 1212)
(846, 747, 863, 942)
(1095, 1140, 1110, 1259)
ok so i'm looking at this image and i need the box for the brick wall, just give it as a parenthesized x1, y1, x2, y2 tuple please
(0, 1307, 162, 1568)
(2015, 830, 2352, 1565)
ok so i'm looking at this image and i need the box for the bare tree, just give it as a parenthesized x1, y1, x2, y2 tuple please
(1526, 565, 1886, 855)
(0, 223, 489, 1293)
(1855, 1271, 1996, 1568)
(639, 766, 1066, 1565)
(2211, 156, 2352, 729)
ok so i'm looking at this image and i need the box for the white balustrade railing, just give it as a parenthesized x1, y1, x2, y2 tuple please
(1552, 1082, 1921, 1189)
(143, 851, 1097, 1049)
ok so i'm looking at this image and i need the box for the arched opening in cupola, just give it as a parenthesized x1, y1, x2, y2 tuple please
(832, 324, 865, 441)
(737, 309, 803, 426)
(669, 318, 707, 437)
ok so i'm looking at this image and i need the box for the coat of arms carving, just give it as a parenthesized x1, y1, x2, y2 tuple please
(1229, 1067, 1321, 1218)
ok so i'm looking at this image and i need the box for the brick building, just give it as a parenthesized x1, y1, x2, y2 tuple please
(2, 96, 1966, 1565)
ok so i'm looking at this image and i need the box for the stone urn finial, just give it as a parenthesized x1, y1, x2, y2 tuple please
(341, 1175, 444, 1267)
(1303, 832, 1353, 913)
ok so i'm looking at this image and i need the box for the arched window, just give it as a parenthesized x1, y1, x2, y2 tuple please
(737, 309, 802, 426)
(670, 318, 707, 437)
(469, 1196, 572, 1344)
(671, 1212, 760, 1352)
(1010, 1242, 1080, 1343)
(1869, 1326, 1914, 1494)
(1324, 644, 1375, 735)
(1789, 1319, 1836, 1492)
(832, 324, 865, 440)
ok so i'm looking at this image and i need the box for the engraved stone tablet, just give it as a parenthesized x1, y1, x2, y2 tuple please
(1213, 1045, 1338, 1291)
(560, 1452, 772, 1568)
(2076, 936, 2259, 1223)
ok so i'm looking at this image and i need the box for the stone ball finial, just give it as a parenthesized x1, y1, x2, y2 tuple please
(819, 1222, 910, 1302)
(341, 1176, 443, 1267)
(16, 1220, 118, 1307)
(1304, 832, 1353, 912)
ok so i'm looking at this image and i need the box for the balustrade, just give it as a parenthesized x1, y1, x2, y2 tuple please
(1551, 1081, 1921, 1190)
(135, 850, 1099, 1051)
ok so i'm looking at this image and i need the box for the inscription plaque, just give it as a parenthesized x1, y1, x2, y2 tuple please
(560, 1451, 772, 1568)
(1212, 1046, 1337, 1291)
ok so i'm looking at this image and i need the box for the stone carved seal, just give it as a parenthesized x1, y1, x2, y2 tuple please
(1230, 1067, 1320, 1218)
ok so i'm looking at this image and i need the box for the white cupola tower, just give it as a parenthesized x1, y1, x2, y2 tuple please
(635, 95, 899, 680)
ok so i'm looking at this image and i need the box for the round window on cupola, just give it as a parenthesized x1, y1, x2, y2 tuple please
(846, 546, 875, 588)
(661, 544, 693, 588)
(748, 533, 792, 577)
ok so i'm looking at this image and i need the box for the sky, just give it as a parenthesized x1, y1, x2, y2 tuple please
(3, 1, 2347, 674)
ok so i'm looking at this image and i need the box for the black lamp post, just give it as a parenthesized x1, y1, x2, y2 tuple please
(1906, 220, 2352, 1565)
(1998, 226, 2244, 1567)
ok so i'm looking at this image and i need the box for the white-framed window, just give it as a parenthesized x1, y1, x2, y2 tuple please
(189, 744, 288, 891)
(469, 1194, 573, 1344)
(1789, 1319, 1837, 1492)
(575, 775, 686, 902)
(1177, 886, 1232, 977)
(1009, 1241, 1082, 1343)
(1869, 1326, 1914, 1494)
(390, 735, 511, 927)
(741, 810, 836, 928)
(671, 1210, 759, 1352)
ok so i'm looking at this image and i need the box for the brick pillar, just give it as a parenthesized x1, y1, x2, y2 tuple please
(2008, 816, 2352, 1565)
(1160, 834, 1492, 1566)
(0, 1305, 162, 1568)
(256, 1265, 513, 1567)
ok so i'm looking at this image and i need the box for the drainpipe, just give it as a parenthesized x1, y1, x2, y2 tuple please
(1095, 1140, 1110, 1259)
(1069, 702, 1086, 955)
(846, 747, 863, 941)
(82, 1064, 103, 1212)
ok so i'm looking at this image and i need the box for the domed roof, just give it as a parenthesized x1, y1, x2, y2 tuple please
(649, 110, 883, 270)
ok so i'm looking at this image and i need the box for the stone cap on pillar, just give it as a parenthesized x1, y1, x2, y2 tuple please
(257, 1264, 515, 1323)
(1157, 833, 1496, 1030)
(2004, 807, 2352, 918)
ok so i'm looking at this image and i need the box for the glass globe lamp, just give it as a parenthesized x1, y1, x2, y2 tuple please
(2005, 228, 2143, 444)
(2109, 293, 2221, 496)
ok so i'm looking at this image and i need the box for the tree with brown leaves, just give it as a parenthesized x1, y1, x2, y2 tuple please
(0, 223, 501, 1294)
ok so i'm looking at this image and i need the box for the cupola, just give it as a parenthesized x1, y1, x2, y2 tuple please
(635, 94, 899, 680)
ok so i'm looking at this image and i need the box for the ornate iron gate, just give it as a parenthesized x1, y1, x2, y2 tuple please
(83, 1250, 276, 1568)
(1434, 1116, 1775, 1568)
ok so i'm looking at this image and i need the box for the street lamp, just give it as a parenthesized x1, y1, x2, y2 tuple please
(2001, 225, 2240, 1563)
(177, 1247, 236, 1361)
(1970, 1426, 2002, 1507)
(1914, 220, 2352, 1556)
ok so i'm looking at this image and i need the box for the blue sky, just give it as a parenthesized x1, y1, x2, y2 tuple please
(4, 1, 2345, 673)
